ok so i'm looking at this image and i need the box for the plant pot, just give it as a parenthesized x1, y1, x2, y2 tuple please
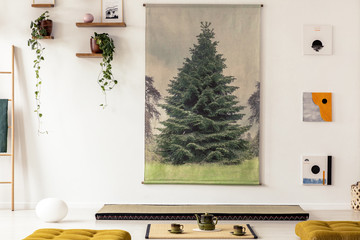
(90, 38, 103, 54)
(40, 20, 53, 36)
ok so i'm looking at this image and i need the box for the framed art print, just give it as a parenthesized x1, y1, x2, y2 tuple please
(101, 0, 124, 23)
(302, 156, 332, 185)
(303, 92, 332, 122)
(303, 25, 332, 55)
(32, 0, 55, 4)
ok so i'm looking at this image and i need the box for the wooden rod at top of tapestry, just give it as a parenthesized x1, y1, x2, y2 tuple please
(142, 4, 263, 7)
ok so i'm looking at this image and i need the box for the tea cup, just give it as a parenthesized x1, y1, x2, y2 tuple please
(233, 225, 246, 235)
(170, 223, 184, 233)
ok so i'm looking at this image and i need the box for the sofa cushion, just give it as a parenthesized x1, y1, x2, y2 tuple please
(295, 220, 360, 240)
(23, 228, 131, 240)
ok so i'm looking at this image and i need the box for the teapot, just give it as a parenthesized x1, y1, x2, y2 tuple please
(195, 212, 218, 230)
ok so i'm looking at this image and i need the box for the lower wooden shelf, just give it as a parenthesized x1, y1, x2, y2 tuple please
(76, 53, 102, 58)
(31, 4, 55, 8)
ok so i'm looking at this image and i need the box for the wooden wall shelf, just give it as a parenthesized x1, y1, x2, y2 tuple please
(76, 53, 102, 58)
(32, 36, 54, 39)
(31, 4, 55, 8)
(76, 22, 127, 28)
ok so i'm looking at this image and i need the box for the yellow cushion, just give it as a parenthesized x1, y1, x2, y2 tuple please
(23, 228, 131, 240)
(295, 220, 360, 240)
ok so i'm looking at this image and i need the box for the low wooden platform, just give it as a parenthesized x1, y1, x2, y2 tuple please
(145, 223, 258, 239)
(95, 204, 309, 221)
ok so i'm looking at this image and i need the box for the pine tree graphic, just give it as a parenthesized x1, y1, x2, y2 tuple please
(157, 22, 249, 165)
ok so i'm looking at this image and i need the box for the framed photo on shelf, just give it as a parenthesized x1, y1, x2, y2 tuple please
(101, 0, 124, 23)
(33, 0, 55, 4)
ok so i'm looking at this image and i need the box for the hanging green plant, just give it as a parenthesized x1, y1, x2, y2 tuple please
(27, 11, 52, 134)
(91, 32, 117, 108)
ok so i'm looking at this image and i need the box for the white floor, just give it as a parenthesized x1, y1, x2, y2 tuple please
(1, 208, 360, 240)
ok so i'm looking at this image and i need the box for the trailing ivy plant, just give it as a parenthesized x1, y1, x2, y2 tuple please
(27, 11, 50, 134)
(91, 32, 117, 108)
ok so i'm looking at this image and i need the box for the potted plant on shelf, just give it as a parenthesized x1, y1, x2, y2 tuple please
(91, 32, 117, 108)
(27, 11, 52, 134)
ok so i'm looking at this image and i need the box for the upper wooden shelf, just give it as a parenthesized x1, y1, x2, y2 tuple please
(76, 53, 102, 58)
(31, 4, 55, 8)
(76, 22, 127, 28)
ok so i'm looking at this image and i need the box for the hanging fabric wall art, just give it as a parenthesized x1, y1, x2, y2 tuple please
(144, 4, 261, 185)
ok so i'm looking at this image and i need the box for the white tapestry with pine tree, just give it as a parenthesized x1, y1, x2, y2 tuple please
(145, 4, 261, 185)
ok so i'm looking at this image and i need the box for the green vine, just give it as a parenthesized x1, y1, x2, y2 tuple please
(91, 32, 117, 108)
(27, 11, 50, 134)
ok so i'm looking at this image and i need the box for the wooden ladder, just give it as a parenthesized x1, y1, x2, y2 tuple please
(0, 45, 15, 211)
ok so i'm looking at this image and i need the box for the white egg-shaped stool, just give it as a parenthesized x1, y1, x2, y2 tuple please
(36, 198, 68, 222)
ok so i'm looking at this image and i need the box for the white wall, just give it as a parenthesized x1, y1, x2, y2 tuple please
(0, 0, 359, 210)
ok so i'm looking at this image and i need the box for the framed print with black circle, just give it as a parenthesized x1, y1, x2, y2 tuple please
(303, 25, 332, 55)
(302, 156, 332, 185)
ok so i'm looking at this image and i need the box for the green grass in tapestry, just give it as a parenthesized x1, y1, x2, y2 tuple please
(144, 158, 259, 185)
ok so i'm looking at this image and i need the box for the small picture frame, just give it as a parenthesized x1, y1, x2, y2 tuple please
(302, 156, 332, 185)
(101, 0, 124, 23)
(303, 25, 333, 55)
(33, 0, 55, 3)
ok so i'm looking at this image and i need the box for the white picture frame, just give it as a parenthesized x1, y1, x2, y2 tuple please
(33, 0, 55, 4)
(303, 25, 332, 55)
(302, 156, 332, 185)
(101, 0, 124, 23)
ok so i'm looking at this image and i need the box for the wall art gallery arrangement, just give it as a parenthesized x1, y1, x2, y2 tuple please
(144, 4, 261, 185)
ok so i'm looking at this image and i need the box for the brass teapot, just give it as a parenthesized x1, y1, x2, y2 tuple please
(195, 212, 218, 230)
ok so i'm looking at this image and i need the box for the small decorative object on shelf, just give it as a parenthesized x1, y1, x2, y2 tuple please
(83, 13, 94, 23)
(31, 0, 55, 8)
(27, 11, 52, 134)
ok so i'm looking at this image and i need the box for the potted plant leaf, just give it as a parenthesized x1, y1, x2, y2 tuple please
(27, 11, 52, 134)
(91, 32, 117, 108)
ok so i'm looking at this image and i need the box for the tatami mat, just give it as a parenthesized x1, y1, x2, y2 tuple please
(95, 204, 309, 221)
